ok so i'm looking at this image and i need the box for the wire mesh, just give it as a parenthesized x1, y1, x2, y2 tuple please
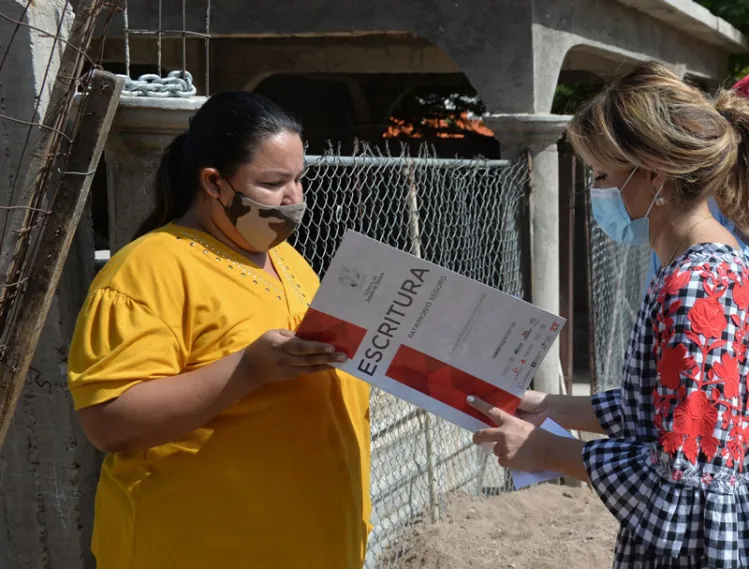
(292, 142, 529, 567)
(120, 0, 211, 96)
(587, 201, 651, 393)
(0, 0, 120, 367)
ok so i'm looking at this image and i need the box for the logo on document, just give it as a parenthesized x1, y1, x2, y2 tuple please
(338, 266, 364, 289)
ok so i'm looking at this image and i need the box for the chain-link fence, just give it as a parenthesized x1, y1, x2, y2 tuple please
(290, 142, 529, 568)
(585, 191, 652, 394)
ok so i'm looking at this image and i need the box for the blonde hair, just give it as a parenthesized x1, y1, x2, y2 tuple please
(567, 61, 749, 232)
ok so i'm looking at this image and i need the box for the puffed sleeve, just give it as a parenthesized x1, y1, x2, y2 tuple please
(68, 287, 185, 410)
(591, 388, 625, 438)
(583, 259, 749, 566)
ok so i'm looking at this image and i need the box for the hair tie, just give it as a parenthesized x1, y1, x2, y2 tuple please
(732, 75, 750, 99)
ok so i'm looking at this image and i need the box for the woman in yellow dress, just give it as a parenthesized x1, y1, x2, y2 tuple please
(67, 91, 371, 569)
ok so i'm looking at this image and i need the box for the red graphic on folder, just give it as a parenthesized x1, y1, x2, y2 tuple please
(386, 345, 521, 426)
(296, 308, 367, 359)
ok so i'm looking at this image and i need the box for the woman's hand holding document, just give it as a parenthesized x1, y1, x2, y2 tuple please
(296, 230, 573, 488)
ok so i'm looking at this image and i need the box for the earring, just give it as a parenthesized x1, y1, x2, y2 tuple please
(655, 196, 666, 206)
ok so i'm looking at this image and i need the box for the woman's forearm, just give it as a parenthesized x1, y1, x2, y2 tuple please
(543, 436, 590, 482)
(548, 394, 606, 435)
(77, 351, 259, 453)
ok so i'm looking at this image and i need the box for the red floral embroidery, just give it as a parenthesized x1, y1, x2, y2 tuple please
(654, 258, 749, 471)
(733, 323, 748, 365)
(657, 344, 693, 390)
(730, 265, 750, 367)
(682, 435, 699, 464)
(674, 391, 718, 438)
(652, 298, 681, 351)
(700, 435, 720, 461)
(712, 353, 740, 399)
(688, 297, 725, 339)
(663, 270, 691, 296)
(700, 262, 733, 298)
(733, 280, 748, 311)
(721, 412, 749, 469)
(660, 430, 684, 454)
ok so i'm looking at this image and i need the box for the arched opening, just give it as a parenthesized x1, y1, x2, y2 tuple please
(253, 71, 500, 158)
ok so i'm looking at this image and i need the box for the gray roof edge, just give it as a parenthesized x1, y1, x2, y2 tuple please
(616, 0, 748, 53)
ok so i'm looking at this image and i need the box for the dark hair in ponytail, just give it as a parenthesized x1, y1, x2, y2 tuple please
(134, 91, 302, 239)
(135, 133, 189, 238)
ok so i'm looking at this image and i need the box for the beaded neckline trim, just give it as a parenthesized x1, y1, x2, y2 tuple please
(170, 227, 309, 305)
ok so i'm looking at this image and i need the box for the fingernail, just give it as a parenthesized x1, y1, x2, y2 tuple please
(325, 345, 335, 353)
(335, 353, 347, 362)
(466, 395, 476, 404)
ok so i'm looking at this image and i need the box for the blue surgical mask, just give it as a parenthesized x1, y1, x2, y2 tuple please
(590, 168, 663, 246)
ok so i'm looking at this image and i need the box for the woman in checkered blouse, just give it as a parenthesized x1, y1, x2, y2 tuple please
(468, 62, 748, 568)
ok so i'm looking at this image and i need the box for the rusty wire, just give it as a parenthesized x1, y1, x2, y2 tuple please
(0, 0, 214, 362)
(0, 0, 73, 238)
(122, 0, 213, 94)
(0, 0, 123, 356)
(0, 11, 97, 62)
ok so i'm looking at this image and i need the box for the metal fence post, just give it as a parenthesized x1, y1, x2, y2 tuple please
(295, 144, 528, 565)
(558, 141, 576, 397)
(404, 159, 439, 525)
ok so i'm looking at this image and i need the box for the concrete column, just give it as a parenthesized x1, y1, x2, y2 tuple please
(0, 3, 100, 569)
(485, 114, 570, 396)
(104, 97, 206, 252)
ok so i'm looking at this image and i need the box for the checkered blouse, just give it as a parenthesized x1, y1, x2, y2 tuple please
(583, 243, 749, 569)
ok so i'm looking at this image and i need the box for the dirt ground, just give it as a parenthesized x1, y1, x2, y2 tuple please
(394, 484, 619, 569)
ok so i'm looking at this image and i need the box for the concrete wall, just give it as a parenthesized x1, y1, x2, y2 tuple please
(0, 2, 99, 568)
(211, 35, 460, 92)
(104, 0, 742, 113)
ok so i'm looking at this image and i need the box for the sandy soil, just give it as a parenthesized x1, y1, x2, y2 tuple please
(390, 484, 619, 569)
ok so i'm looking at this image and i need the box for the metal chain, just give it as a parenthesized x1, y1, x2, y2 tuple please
(118, 70, 197, 98)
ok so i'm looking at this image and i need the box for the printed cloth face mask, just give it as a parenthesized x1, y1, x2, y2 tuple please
(590, 168, 663, 246)
(219, 179, 307, 251)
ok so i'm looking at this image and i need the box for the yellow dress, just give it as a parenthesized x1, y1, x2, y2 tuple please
(68, 224, 371, 569)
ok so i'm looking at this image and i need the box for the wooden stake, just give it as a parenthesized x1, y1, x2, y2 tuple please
(0, 71, 124, 448)
(0, 0, 103, 331)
